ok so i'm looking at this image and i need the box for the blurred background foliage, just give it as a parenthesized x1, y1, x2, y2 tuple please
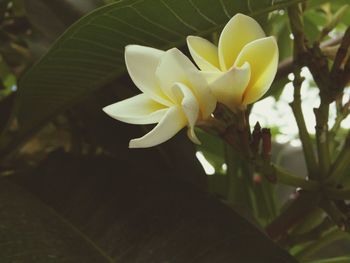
(0, 0, 349, 262)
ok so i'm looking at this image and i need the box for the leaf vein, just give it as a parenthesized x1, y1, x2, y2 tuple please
(52, 48, 122, 63)
(160, 0, 199, 32)
(103, 14, 171, 44)
(69, 37, 124, 54)
(88, 21, 150, 45)
(219, 0, 231, 18)
(188, 0, 218, 26)
(130, 6, 183, 37)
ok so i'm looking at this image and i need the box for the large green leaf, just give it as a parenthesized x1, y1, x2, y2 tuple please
(8, 151, 298, 262)
(23, 0, 105, 41)
(0, 0, 305, 155)
(0, 179, 111, 262)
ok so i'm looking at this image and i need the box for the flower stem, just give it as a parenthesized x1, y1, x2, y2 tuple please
(289, 71, 318, 178)
(326, 187, 350, 200)
(320, 199, 348, 228)
(256, 160, 319, 191)
(294, 228, 350, 261)
(314, 103, 331, 180)
(326, 132, 350, 184)
(266, 192, 321, 240)
(288, 5, 318, 179)
(281, 217, 333, 247)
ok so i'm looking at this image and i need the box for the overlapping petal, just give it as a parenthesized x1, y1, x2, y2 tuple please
(186, 36, 220, 71)
(105, 46, 217, 148)
(156, 48, 216, 119)
(218, 13, 265, 70)
(125, 45, 171, 106)
(234, 37, 278, 105)
(102, 94, 168, 125)
(172, 82, 200, 144)
(186, 13, 279, 110)
(209, 62, 251, 111)
(129, 106, 186, 148)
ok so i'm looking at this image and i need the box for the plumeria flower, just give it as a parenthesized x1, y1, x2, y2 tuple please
(103, 45, 216, 148)
(187, 13, 279, 111)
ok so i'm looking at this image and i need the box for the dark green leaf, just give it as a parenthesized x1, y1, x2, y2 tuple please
(9, 151, 298, 262)
(306, 256, 350, 263)
(304, 15, 321, 43)
(23, 0, 103, 40)
(0, 179, 112, 263)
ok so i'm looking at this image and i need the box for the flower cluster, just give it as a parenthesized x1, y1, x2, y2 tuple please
(103, 14, 278, 148)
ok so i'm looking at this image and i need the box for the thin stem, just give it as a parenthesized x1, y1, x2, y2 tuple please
(332, 26, 350, 73)
(266, 192, 321, 240)
(282, 217, 333, 247)
(330, 26, 350, 96)
(295, 228, 350, 261)
(314, 103, 331, 180)
(321, 199, 348, 228)
(288, 4, 307, 54)
(276, 33, 344, 81)
(290, 70, 318, 178)
(326, 187, 350, 200)
(326, 132, 350, 184)
(330, 101, 350, 135)
(276, 169, 319, 191)
(256, 160, 319, 191)
(290, 208, 324, 235)
(288, 5, 318, 178)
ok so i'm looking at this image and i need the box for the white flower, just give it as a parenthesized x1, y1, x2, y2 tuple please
(187, 13, 279, 111)
(103, 45, 216, 148)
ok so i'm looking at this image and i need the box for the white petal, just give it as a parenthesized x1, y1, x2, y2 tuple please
(129, 106, 186, 148)
(156, 48, 216, 119)
(200, 71, 223, 84)
(209, 62, 251, 111)
(172, 82, 201, 144)
(234, 36, 279, 105)
(103, 94, 168, 125)
(218, 13, 265, 70)
(125, 45, 171, 106)
(155, 48, 197, 100)
(187, 36, 220, 71)
(187, 70, 217, 119)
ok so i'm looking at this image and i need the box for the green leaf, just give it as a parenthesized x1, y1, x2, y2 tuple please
(196, 128, 226, 174)
(306, 256, 350, 263)
(9, 151, 298, 262)
(196, 129, 228, 196)
(0, 179, 113, 262)
(304, 15, 321, 43)
(308, 0, 350, 9)
(0, 0, 306, 155)
(24, 0, 84, 40)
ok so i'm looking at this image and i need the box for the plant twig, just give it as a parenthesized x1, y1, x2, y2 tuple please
(326, 187, 350, 200)
(288, 5, 318, 178)
(314, 104, 331, 180)
(321, 199, 348, 229)
(255, 160, 319, 191)
(326, 132, 350, 184)
(290, 69, 318, 178)
(295, 228, 350, 261)
(331, 26, 350, 77)
(281, 217, 333, 247)
(275, 33, 344, 81)
(266, 191, 321, 240)
(330, 101, 350, 135)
